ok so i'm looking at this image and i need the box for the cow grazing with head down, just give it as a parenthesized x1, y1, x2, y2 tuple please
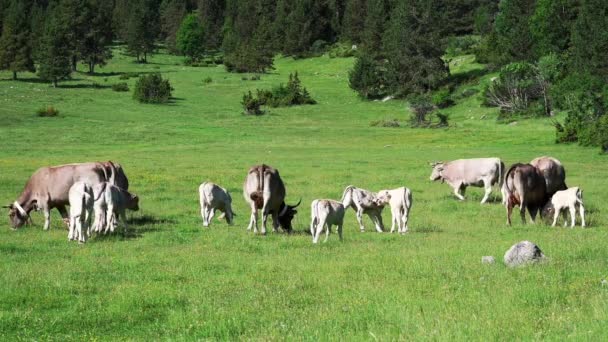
(199, 182, 234, 227)
(92, 182, 139, 234)
(4, 162, 128, 230)
(341, 185, 384, 233)
(429, 158, 505, 204)
(375, 187, 413, 234)
(310, 199, 345, 244)
(243, 164, 300, 234)
(503, 163, 549, 225)
(542, 187, 585, 228)
(530, 156, 567, 196)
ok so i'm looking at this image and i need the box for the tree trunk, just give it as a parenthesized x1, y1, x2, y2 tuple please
(143, 51, 147, 63)
(72, 55, 77, 71)
(89, 62, 95, 74)
(12, 71, 17, 80)
(52, 78, 58, 88)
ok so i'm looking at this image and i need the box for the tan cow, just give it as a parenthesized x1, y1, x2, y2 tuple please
(430, 158, 504, 204)
(310, 199, 345, 243)
(375, 187, 413, 234)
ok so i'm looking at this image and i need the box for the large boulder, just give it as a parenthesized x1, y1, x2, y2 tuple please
(504, 241, 545, 267)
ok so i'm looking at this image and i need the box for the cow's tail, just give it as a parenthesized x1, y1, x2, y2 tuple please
(107, 161, 117, 187)
(250, 166, 265, 209)
(311, 200, 319, 231)
(497, 160, 504, 187)
(576, 187, 583, 205)
(200, 182, 208, 206)
(404, 187, 412, 210)
(94, 182, 108, 202)
(341, 185, 354, 207)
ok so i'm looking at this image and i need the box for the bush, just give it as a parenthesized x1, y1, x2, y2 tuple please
(483, 62, 543, 115)
(310, 40, 328, 55)
(432, 89, 455, 108)
(409, 95, 435, 127)
(349, 56, 392, 99)
(370, 119, 400, 128)
(250, 75, 261, 81)
(36, 106, 59, 117)
(435, 112, 450, 127)
(445, 36, 480, 57)
(119, 72, 139, 80)
(112, 82, 129, 92)
(242, 91, 264, 115)
(202, 77, 212, 84)
(133, 73, 173, 104)
(328, 42, 357, 58)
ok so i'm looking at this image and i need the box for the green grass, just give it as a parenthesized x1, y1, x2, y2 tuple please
(1, 49, 607, 340)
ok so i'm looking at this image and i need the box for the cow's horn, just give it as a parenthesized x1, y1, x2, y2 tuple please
(290, 198, 302, 208)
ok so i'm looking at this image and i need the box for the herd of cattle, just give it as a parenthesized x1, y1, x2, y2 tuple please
(4, 156, 586, 244)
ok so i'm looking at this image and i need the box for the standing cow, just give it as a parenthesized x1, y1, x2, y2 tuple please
(503, 163, 548, 225)
(4, 162, 126, 230)
(92, 182, 139, 234)
(530, 156, 567, 196)
(542, 187, 585, 228)
(341, 185, 384, 233)
(375, 187, 413, 234)
(68, 181, 94, 243)
(243, 164, 300, 234)
(429, 158, 505, 204)
(199, 182, 234, 227)
(310, 199, 345, 243)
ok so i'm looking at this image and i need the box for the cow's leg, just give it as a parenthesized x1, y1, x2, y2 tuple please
(77, 215, 86, 243)
(551, 208, 559, 227)
(374, 212, 384, 233)
(356, 207, 365, 232)
(337, 223, 343, 241)
(561, 210, 568, 227)
(453, 184, 465, 201)
(106, 203, 115, 233)
(324, 223, 331, 243)
(120, 210, 128, 235)
(579, 204, 586, 228)
(42, 206, 51, 230)
(529, 206, 538, 224)
(201, 203, 208, 226)
(390, 209, 397, 234)
(481, 180, 492, 204)
(313, 218, 325, 244)
(57, 205, 69, 227)
(310, 216, 317, 238)
(68, 215, 75, 240)
(506, 202, 513, 226)
(207, 208, 215, 227)
(569, 205, 576, 228)
(401, 208, 409, 234)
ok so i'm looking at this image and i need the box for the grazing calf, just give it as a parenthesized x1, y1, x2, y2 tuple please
(68, 181, 94, 243)
(543, 187, 585, 228)
(92, 183, 139, 234)
(341, 185, 385, 233)
(199, 182, 234, 227)
(310, 199, 345, 244)
(375, 187, 413, 234)
(503, 163, 548, 225)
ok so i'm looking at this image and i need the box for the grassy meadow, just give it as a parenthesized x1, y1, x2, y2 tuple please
(1, 49, 607, 340)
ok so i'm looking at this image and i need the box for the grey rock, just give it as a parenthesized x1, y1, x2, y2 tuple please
(504, 241, 545, 267)
(481, 256, 495, 264)
(381, 95, 394, 102)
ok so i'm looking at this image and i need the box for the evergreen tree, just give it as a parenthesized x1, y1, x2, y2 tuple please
(113, 0, 131, 40)
(126, 0, 160, 63)
(341, 0, 366, 43)
(489, 0, 536, 65)
(79, 0, 113, 74)
(37, 1, 72, 87)
(198, 0, 225, 50)
(571, 0, 608, 79)
(160, 0, 187, 53)
(361, 0, 387, 57)
(282, 0, 314, 57)
(176, 13, 205, 62)
(383, 0, 448, 95)
(530, 0, 579, 57)
(0, 0, 35, 80)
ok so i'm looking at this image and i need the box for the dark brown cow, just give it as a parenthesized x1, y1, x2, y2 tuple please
(504, 163, 549, 225)
(243, 164, 300, 234)
(5, 161, 129, 230)
(530, 156, 567, 196)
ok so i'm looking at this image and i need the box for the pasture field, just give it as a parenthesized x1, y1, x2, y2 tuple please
(1, 50, 607, 340)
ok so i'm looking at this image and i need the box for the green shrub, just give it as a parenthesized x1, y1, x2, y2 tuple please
(133, 73, 173, 104)
(241, 91, 264, 115)
(328, 42, 356, 58)
(36, 106, 59, 117)
(112, 82, 129, 92)
(432, 89, 455, 108)
(409, 95, 435, 127)
(202, 77, 212, 84)
(247, 72, 316, 109)
(250, 75, 261, 81)
(435, 112, 450, 127)
(310, 40, 328, 55)
(483, 62, 543, 116)
(119, 72, 139, 80)
(349, 55, 392, 99)
(370, 119, 400, 128)
(445, 35, 480, 57)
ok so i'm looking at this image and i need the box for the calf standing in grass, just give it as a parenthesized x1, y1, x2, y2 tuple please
(341, 185, 385, 233)
(375, 187, 413, 234)
(68, 181, 94, 243)
(199, 182, 234, 227)
(543, 187, 585, 228)
(310, 199, 345, 243)
(92, 182, 139, 234)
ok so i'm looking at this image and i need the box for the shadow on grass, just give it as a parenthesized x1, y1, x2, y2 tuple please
(91, 215, 174, 241)
(448, 67, 490, 85)
(414, 225, 443, 233)
(59, 83, 113, 89)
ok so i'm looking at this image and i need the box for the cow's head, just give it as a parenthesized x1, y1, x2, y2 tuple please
(278, 199, 301, 232)
(429, 162, 444, 181)
(375, 190, 390, 206)
(4, 202, 31, 229)
(127, 194, 140, 211)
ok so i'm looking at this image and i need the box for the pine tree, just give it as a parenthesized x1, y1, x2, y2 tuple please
(126, 0, 160, 63)
(490, 0, 537, 64)
(79, 0, 114, 74)
(530, 0, 579, 57)
(160, 0, 187, 53)
(0, 0, 35, 80)
(383, 0, 447, 95)
(282, 0, 314, 57)
(198, 0, 225, 50)
(361, 0, 387, 57)
(176, 13, 205, 62)
(37, 2, 73, 87)
(341, 0, 366, 43)
(571, 0, 608, 79)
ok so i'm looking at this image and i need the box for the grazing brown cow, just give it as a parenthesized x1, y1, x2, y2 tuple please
(5, 161, 129, 230)
(530, 156, 567, 196)
(243, 164, 300, 234)
(503, 163, 549, 225)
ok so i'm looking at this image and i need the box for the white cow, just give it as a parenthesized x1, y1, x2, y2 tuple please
(310, 199, 345, 244)
(199, 182, 234, 227)
(543, 187, 585, 228)
(341, 185, 384, 233)
(92, 182, 139, 234)
(430, 158, 505, 204)
(375, 187, 413, 234)
(68, 181, 94, 243)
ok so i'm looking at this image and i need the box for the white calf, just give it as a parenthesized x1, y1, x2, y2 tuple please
(545, 187, 585, 228)
(92, 182, 139, 234)
(199, 182, 234, 227)
(375, 187, 413, 234)
(341, 185, 385, 233)
(310, 199, 345, 243)
(68, 181, 94, 243)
